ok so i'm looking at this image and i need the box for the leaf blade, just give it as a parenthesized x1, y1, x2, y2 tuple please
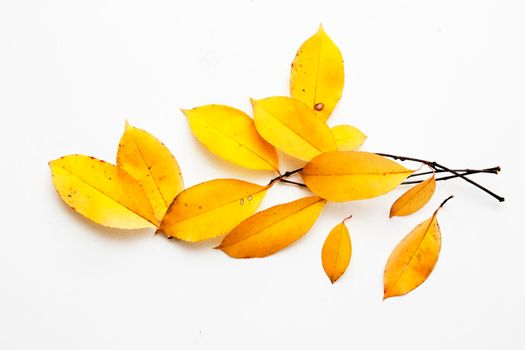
(301, 151, 413, 202)
(49, 155, 158, 229)
(183, 105, 279, 172)
(322, 220, 352, 283)
(390, 175, 436, 218)
(160, 179, 269, 242)
(290, 25, 344, 121)
(117, 123, 184, 222)
(331, 125, 367, 151)
(252, 96, 336, 161)
(383, 210, 442, 299)
(218, 196, 326, 258)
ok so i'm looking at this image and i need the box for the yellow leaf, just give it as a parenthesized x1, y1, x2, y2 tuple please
(290, 25, 344, 121)
(117, 123, 184, 222)
(301, 151, 414, 202)
(49, 155, 158, 229)
(331, 125, 367, 151)
(390, 175, 436, 218)
(218, 196, 326, 258)
(321, 218, 352, 283)
(182, 105, 279, 172)
(160, 179, 269, 242)
(383, 198, 451, 299)
(251, 97, 336, 161)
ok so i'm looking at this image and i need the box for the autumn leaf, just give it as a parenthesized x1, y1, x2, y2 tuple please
(117, 122, 184, 222)
(383, 196, 453, 299)
(251, 96, 336, 161)
(290, 25, 344, 121)
(321, 217, 352, 283)
(218, 196, 326, 258)
(49, 155, 158, 229)
(182, 105, 279, 172)
(331, 125, 367, 151)
(390, 175, 436, 218)
(301, 151, 413, 202)
(160, 179, 269, 242)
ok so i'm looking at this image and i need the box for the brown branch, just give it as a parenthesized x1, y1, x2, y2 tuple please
(375, 153, 504, 202)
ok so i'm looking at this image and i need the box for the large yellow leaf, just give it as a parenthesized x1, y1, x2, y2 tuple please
(383, 198, 451, 299)
(160, 179, 269, 242)
(182, 105, 279, 172)
(321, 218, 352, 283)
(290, 25, 344, 122)
(117, 123, 184, 222)
(390, 175, 436, 218)
(49, 155, 158, 229)
(251, 97, 336, 161)
(331, 125, 367, 151)
(218, 196, 326, 258)
(301, 151, 414, 202)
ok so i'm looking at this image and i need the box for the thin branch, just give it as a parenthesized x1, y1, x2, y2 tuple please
(402, 168, 500, 185)
(268, 168, 304, 187)
(408, 166, 500, 178)
(376, 152, 504, 202)
(279, 179, 307, 187)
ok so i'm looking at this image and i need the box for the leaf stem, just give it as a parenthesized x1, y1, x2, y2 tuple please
(376, 153, 504, 202)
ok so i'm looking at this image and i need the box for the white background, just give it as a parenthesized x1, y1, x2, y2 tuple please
(1, 0, 523, 349)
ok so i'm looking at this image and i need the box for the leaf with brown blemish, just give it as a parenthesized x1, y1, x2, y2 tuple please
(290, 25, 344, 122)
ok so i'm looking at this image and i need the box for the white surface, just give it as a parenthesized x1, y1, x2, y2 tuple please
(1, 0, 523, 349)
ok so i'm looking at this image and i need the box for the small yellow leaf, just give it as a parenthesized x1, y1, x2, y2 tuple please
(182, 105, 279, 172)
(251, 97, 336, 161)
(331, 125, 367, 151)
(49, 155, 158, 229)
(117, 123, 184, 222)
(290, 25, 344, 121)
(160, 179, 269, 242)
(301, 151, 413, 202)
(383, 199, 449, 299)
(322, 219, 352, 283)
(390, 175, 436, 218)
(218, 196, 326, 258)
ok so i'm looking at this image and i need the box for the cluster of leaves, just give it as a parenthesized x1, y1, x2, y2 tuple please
(50, 26, 502, 299)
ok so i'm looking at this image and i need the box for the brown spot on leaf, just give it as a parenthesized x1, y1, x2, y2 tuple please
(314, 103, 324, 111)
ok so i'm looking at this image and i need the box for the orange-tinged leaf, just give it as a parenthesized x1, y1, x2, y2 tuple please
(160, 179, 269, 242)
(218, 196, 326, 258)
(251, 97, 336, 161)
(390, 175, 436, 218)
(290, 25, 344, 121)
(383, 197, 452, 299)
(331, 125, 367, 151)
(182, 105, 279, 172)
(117, 123, 184, 222)
(301, 151, 414, 202)
(49, 155, 158, 229)
(322, 219, 352, 283)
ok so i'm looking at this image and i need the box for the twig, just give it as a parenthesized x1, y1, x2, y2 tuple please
(376, 153, 504, 202)
(408, 166, 500, 178)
